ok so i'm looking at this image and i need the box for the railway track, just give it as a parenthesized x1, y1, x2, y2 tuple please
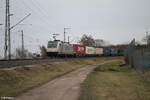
(0, 56, 119, 69)
(0, 58, 72, 69)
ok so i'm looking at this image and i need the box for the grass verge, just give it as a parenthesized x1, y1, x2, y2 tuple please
(79, 60, 150, 100)
(0, 57, 119, 97)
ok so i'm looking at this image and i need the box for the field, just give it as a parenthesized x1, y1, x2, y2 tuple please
(79, 60, 150, 100)
(0, 57, 118, 97)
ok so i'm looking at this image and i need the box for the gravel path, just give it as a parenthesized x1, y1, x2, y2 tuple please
(15, 64, 98, 100)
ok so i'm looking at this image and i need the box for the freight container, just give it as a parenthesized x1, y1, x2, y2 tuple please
(73, 44, 86, 54)
(103, 48, 111, 56)
(95, 48, 103, 55)
(111, 49, 118, 56)
(85, 46, 95, 55)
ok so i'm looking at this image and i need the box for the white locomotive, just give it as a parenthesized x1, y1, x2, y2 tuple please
(47, 40, 62, 56)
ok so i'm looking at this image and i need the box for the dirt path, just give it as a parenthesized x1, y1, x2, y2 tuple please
(15, 64, 98, 100)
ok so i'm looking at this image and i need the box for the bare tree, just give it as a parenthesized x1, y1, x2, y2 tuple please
(79, 34, 95, 46)
(40, 46, 47, 58)
(94, 39, 111, 47)
(142, 35, 150, 47)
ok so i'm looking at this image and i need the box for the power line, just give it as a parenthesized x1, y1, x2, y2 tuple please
(33, 0, 59, 28)
(21, 0, 56, 30)
(10, 13, 31, 30)
(30, 0, 50, 19)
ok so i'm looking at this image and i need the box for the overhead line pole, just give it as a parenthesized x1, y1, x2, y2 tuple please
(4, 0, 11, 60)
(68, 36, 70, 43)
(8, 0, 11, 60)
(64, 28, 71, 43)
(146, 31, 149, 47)
(21, 30, 24, 59)
(4, 0, 8, 59)
(64, 28, 66, 42)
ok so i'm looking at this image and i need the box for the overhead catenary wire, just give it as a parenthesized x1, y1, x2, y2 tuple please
(30, 0, 61, 28)
(20, 0, 58, 31)
(30, 0, 50, 19)
(13, 0, 51, 32)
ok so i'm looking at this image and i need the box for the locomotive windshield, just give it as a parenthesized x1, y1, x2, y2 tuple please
(48, 41, 58, 48)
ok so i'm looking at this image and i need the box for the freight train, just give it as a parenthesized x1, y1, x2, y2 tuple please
(47, 40, 124, 57)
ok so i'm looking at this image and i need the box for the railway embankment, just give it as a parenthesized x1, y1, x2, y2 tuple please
(0, 57, 121, 97)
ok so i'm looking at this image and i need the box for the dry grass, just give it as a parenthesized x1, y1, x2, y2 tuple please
(143, 71, 150, 82)
(0, 57, 119, 97)
(79, 60, 150, 100)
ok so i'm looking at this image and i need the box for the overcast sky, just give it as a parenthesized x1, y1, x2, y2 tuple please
(0, 0, 150, 56)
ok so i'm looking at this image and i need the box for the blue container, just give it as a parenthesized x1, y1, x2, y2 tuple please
(111, 49, 118, 56)
(103, 48, 111, 56)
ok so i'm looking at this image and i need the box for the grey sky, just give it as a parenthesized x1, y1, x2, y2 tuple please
(0, 0, 150, 56)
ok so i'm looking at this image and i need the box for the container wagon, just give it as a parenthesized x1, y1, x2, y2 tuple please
(85, 46, 95, 56)
(111, 49, 118, 56)
(73, 44, 86, 57)
(103, 48, 111, 56)
(95, 48, 103, 56)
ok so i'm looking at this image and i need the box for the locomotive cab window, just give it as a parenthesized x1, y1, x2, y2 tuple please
(48, 41, 58, 48)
